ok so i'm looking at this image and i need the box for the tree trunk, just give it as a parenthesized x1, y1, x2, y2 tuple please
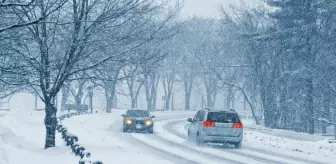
(183, 76, 193, 110)
(112, 94, 117, 109)
(206, 88, 217, 108)
(185, 92, 191, 110)
(165, 93, 171, 110)
(72, 81, 85, 111)
(145, 73, 159, 111)
(145, 84, 152, 110)
(306, 77, 315, 134)
(262, 80, 273, 128)
(204, 77, 217, 108)
(105, 80, 117, 112)
(105, 89, 112, 112)
(145, 76, 152, 110)
(131, 96, 137, 108)
(75, 95, 82, 109)
(152, 93, 157, 110)
(152, 77, 159, 110)
(44, 96, 57, 149)
(279, 82, 287, 129)
(61, 83, 70, 111)
(162, 75, 174, 111)
(322, 94, 330, 134)
(105, 87, 113, 112)
(226, 85, 233, 109)
(231, 91, 235, 109)
(149, 82, 155, 110)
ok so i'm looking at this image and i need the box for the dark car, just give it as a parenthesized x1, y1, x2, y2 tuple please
(121, 109, 155, 133)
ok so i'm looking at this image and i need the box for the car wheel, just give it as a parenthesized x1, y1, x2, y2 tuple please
(234, 141, 242, 148)
(196, 133, 204, 147)
(187, 130, 192, 142)
(148, 128, 154, 134)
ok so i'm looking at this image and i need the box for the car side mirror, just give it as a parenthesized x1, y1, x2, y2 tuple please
(187, 118, 193, 122)
(151, 116, 155, 118)
(121, 114, 126, 117)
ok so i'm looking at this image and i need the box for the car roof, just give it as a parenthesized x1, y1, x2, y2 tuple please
(127, 108, 148, 111)
(202, 108, 238, 114)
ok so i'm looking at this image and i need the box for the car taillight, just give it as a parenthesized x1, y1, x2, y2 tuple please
(232, 122, 243, 128)
(203, 121, 215, 127)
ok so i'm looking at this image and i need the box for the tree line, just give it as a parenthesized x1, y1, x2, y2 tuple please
(1, 0, 336, 149)
(86, 0, 336, 136)
(0, 0, 181, 149)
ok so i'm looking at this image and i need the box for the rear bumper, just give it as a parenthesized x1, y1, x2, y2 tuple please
(203, 135, 242, 143)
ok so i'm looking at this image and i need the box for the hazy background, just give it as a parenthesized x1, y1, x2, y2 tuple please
(1, 0, 262, 111)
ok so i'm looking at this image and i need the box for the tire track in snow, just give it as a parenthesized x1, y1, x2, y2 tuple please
(121, 133, 200, 164)
(115, 116, 201, 164)
(131, 132, 245, 164)
(171, 120, 327, 164)
(161, 120, 284, 164)
(120, 116, 243, 164)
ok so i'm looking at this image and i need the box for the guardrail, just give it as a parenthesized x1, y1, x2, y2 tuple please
(57, 111, 103, 164)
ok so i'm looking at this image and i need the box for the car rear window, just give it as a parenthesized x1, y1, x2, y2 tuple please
(207, 112, 240, 123)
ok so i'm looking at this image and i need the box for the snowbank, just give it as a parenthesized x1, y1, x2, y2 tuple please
(243, 130, 336, 159)
(244, 123, 331, 141)
(237, 118, 336, 160)
(0, 110, 77, 164)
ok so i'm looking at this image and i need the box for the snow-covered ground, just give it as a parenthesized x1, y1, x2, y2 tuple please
(0, 109, 77, 164)
(244, 123, 333, 141)
(61, 109, 335, 164)
(61, 110, 194, 163)
(2, 109, 335, 164)
(170, 119, 336, 164)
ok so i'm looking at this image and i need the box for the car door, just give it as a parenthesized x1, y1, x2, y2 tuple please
(189, 111, 200, 137)
(195, 110, 205, 133)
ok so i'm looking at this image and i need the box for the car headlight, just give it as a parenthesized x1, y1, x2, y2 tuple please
(125, 119, 132, 125)
(145, 120, 152, 126)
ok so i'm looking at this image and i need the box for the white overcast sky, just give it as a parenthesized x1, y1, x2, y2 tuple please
(173, 0, 263, 19)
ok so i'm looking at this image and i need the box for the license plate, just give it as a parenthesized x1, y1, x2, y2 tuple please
(136, 124, 142, 129)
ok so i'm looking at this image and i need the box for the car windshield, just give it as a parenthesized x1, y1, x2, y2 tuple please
(126, 110, 149, 117)
(207, 112, 240, 123)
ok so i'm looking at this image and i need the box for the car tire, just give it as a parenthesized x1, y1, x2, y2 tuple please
(148, 128, 154, 134)
(234, 141, 242, 148)
(196, 133, 204, 147)
(123, 125, 127, 132)
(187, 130, 193, 142)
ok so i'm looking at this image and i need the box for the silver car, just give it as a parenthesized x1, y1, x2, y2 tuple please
(187, 108, 243, 148)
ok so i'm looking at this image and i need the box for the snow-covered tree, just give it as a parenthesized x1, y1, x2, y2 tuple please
(1, 0, 181, 149)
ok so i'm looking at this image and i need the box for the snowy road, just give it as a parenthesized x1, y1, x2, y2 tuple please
(62, 111, 336, 164)
(159, 119, 330, 164)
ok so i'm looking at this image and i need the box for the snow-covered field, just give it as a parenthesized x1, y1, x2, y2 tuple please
(2, 109, 335, 164)
(0, 109, 77, 164)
